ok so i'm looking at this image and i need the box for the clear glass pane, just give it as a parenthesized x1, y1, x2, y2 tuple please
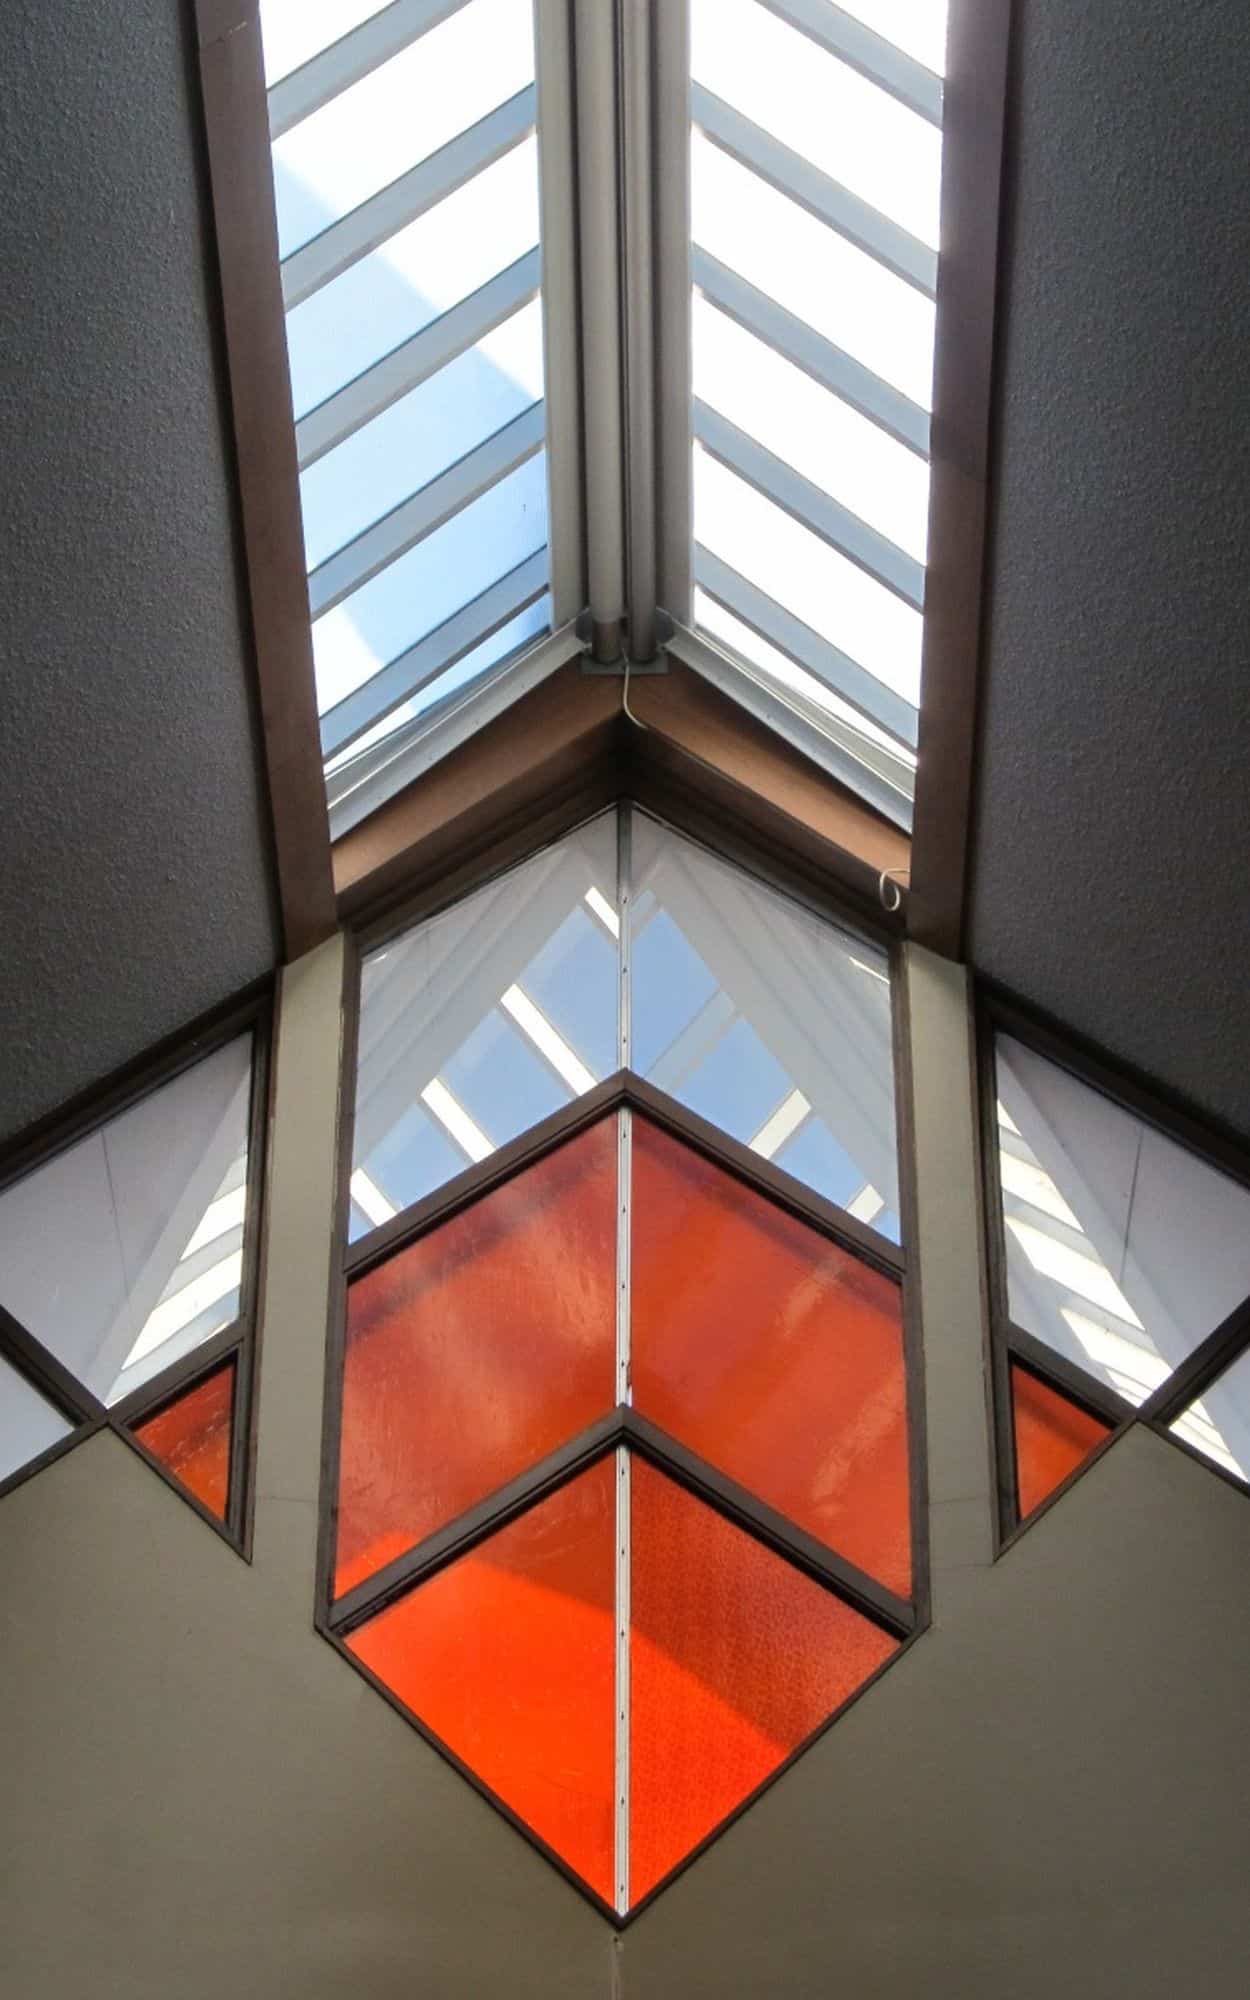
(300, 302, 544, 571)
(692, 0, 942, 247)
(693, 590, 918, 766)
(0, 1037, 253, 1406)
(286, 134, 541, 418)
(351, 814, 619, 1229)
(693, 297, 929, 562)
(0, 1354, 73, 1485)
(311, 452, 548, 713)
(837, 0, 949, 76)
(260, 0, 391, 86)
(629, 812, 899, 1232)
(272, 0, 535, 258)
(1169, 1347, 1250, 1484)
(691, 133, 935, 408)
(996, 1034, 1250, 1407)
(694, 448, 923, 709)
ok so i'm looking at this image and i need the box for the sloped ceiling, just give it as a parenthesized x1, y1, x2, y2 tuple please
(968, 0, 1250, 1143)
(0, 0, 278, 1144)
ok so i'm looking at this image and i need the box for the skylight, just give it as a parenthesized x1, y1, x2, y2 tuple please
(684, 0, 946, 825)
(259, 0, 556, 823)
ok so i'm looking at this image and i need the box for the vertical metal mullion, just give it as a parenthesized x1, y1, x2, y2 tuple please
(614, 1442, 632, 1917)
(620, 0, 658, 660)
(573, 0, 626, 659)
(653, 0, 692, 621)
(617, 802, 632, 1073)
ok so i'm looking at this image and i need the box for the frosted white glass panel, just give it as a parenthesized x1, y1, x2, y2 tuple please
(0, 1037, 253, 1406)
(996, 1035, 1250, 1406)
(630, 814, 899, 1234)
(0, 1353, 73, 1485)
(351, 815, 619, 1232)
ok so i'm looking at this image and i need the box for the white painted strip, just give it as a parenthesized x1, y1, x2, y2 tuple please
(614, 1443, 631, 1917)
(420, 1078, 493, 1162)
(584, 884, 620, 939)
(500, 984, 597, 1095)
(846, 1181, 887, 1224)
(349, 1168, 398, 1227)
(184, 1183, 248, 1256)
(1006, 1218, 1143, 1328)
(749, 1086, 811, 1159)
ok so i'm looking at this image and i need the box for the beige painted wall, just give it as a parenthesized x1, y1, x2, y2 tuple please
(2, 943, 1248, 1998)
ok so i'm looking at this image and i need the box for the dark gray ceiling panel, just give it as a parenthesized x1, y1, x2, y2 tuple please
(0, 0, 279, 1143)
(968, 0, 1250, 1143)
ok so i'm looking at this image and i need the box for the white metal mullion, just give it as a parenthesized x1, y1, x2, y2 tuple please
(573, 0, 626, 658)
(654, 0, 693, 621)
(614, 799, 633, 1911)
(620, 0, 658, 661)
(533, 0, 587, 624)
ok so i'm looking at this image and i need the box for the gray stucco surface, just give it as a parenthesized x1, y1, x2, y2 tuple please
(968, 0, 1250, 1142)
(0, 0, 278, 1143)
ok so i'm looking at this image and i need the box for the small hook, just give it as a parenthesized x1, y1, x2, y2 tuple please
(879, 866, 910, 913)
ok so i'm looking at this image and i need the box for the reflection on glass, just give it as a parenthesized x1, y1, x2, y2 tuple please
(0, 1354, 73, 1485)
(630, 812, 899, 1233)
(695, 449, 923, 706)
(692, 0, 942, 248)
(837, 0, 949, 76)
(286, 135, 540, 419)
(996, 1034, 1250, 1406)
(691, 135, 935, 409)
(260, 0, 391, 86)
(1170, 1346, 1250, 1484)
(272, 0, 534, 257)
(0, 1037, 253, 1406)
(300, 301, 544, 570)
(311, 452, 548, 713)
(350, 814, 619, 1231)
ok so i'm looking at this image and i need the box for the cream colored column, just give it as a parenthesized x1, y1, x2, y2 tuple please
(902, 942, 996, 1596)
(249, 932, 346, 1614)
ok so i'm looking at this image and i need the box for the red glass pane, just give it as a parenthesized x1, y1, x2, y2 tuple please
(629, 1456, 898, 1905)
(347, 1456, 616, 1905)
(133, 1360, 234, 1523)
(335, 1118, 617, 1597)
(631, 1120, 911, 1597)
(1012, 1362, 1111, 1522)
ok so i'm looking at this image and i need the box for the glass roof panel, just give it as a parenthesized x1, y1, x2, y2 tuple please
(272, 0, 535, 257)
(686, 0, 945, 815)
(262, 0, 556, 820)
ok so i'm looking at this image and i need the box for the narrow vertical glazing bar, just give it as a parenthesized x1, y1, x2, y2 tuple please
(617, 802, 632, 1073)
(620, 0, 658, 660)
(533, 0, 587, 624)
(617, 1108, 632, 1405)
(614, 1441, 631, 1916)
(573, 0, 626, 657)
(653, 0, 692, 619)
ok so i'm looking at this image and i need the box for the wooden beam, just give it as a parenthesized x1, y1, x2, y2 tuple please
(195, 1, 336, 961)
(907, 0, 1013, 957)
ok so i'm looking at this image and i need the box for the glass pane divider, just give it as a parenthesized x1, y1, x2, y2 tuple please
(614, 1441, 632, 1917)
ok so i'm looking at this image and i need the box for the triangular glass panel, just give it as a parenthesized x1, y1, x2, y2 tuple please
(0, 1350, 75, 1490)
(350, 811, 618, 1234)
(131, 1359, 237, 1526)
(0, 1035, 254, 1407)
(994, 1034, 1250, 1407)
(335, 1116, 617, 1599)
(346, 1454, 616, 1907)
(630, 1116, 910, 1598)
(628, 1456, 898, 1906)
(630, 812, 900, 1238)
(1010, 1362, 1111, 1525)
(1168, 1346, 1250, 1485)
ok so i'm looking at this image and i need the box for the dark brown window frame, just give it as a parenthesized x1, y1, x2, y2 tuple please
(317, 802, 929, 1923)
(975, 983, 1250, 1549)
(0, 982, 276, 1556)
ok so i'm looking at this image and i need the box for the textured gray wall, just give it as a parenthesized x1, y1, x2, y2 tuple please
(0, 0, 278, 1144)
(968, 0, 1250, 1142)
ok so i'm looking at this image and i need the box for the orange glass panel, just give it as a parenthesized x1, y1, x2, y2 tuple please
(335, 1118, 617, 1597)
(347, 1456, 616, 1905)
(1012, 1362, 1111, 1522)
(631, 1119, 911, 1597)
(133, 1360, 235, 1523)
(629, 1456, 897, 1904)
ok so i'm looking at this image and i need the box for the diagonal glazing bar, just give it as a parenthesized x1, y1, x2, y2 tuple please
(692, 84, 936, 297)
(694, 401, 926, 611)
(268, 0, 475, 139)
(693, 547, 918, 747)
(307, 401, 545, 618)
(754, 0, 942, 125)
(296, 249, 542, 469)
(319, 549, 549, 757)
(692, 247, 929, 459)
(669, 615, 914, 826)
(281, 85, 537, 309)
